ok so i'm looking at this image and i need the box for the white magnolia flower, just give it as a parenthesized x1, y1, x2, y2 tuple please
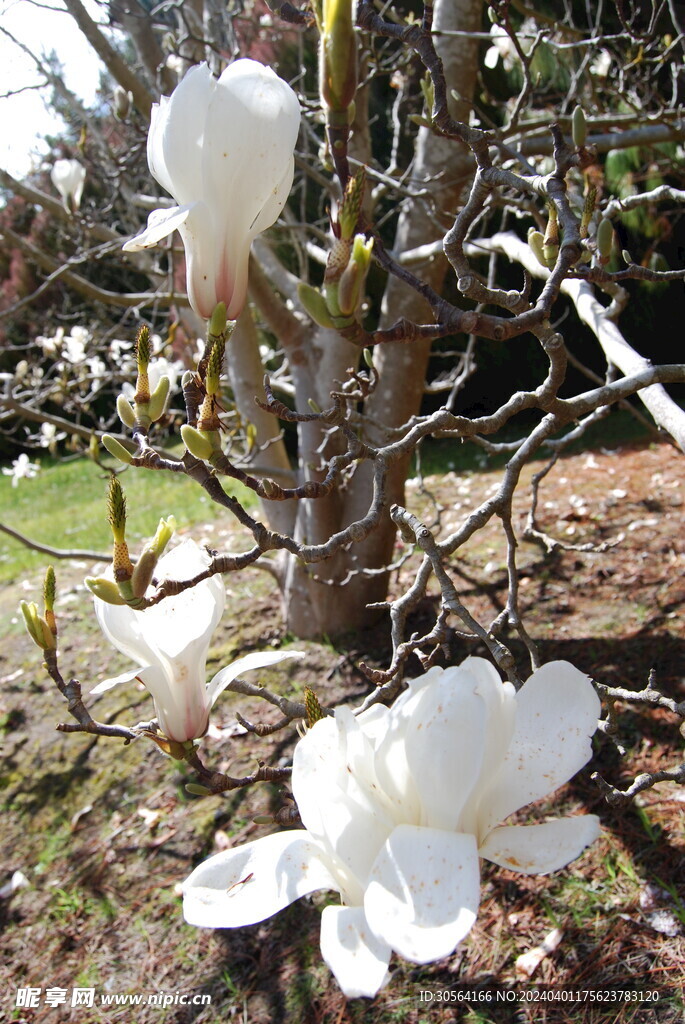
(37, 327, 65, 357)
(3, 453, 40, 487)
(39, 423, 67, 452)
(183, 659, 600, 998)
(61, 327, 90, 364)
(51, 159, 86, 211)
(123, 60, 301, 321)
(484, 21, 535, 71)
(91, 540, 303, 742)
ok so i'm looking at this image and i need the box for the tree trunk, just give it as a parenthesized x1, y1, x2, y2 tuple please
(282, 0, 483, 637)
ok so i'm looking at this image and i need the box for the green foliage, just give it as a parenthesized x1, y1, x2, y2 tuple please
(0, 448, 257, 583)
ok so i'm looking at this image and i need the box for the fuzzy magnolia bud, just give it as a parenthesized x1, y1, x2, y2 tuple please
(20, 601, 56, 650)
(108, 476, 133, 582)
(113, 86, 133, 121)
(304, 686, 325, 726)
(135, 325, 151, 403)
(337, 167, 366, 241)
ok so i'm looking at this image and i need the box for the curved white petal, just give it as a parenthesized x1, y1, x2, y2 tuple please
(293, 712, 395, 905)
(207, 650, 305, 707)
(122, 205, 192, 251)
(479, 816, 601, 875)
(479, 662, 600, 835)
(149, 63, 212, 202)
(404, 666, 488, 832)
(364, 826, 480, 963)
(90, 667, 141, 695)
(91, 540, 225, 741)
(182, 830, 338, 928)
(456, 658, 516, 835)
(319, 905, 391, 999)
(136, 59, 300, 320)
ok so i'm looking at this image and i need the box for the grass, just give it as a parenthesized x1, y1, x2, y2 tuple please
(0, 445, 257, 583)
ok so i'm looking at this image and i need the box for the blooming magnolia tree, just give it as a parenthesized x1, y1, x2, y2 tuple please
(3, 0, 685, 999)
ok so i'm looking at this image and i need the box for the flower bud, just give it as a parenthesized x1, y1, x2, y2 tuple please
(113, 86, 133, 121)
(304, 686, 325, 726)
(320, 0, 357, 112)
(135, 326, 151, 403)
(20, 601, 56, 650)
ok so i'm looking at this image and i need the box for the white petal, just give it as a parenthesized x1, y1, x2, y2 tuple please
(150, 63, 213, 202)
(182, 831, 338, 928)
(479, 816, 601, 875)
(364, 826, 480, 964)
(479, 662, 600, 834)
(206, 650, 305, 707)
(404, 666, 488, 832)
(319, 905, 391, 999)
(90, 667, 141, 695)
(292, 712, 396, 905)
(122, 205, 192, 251)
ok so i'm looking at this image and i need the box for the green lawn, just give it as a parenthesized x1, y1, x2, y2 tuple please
(0, 447, 257, 583)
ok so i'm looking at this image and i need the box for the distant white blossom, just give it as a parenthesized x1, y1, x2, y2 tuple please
(3, 454, 40, 487)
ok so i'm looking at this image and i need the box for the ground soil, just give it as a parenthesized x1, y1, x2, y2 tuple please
(0, 439, 683, 1024)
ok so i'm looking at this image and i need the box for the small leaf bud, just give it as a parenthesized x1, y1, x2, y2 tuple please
(116, 394, 137, 429)
(298, 282, 335, 328)
(85, 577, 127, 605)
(209, 301, 228, 338)
(147, 376, 171, 422)
(596, 217, 614, 263)
(102, 434, 134, 465)
(181, 424, 217, 461)
(572, 105, 587, 148)
(527, 228, 548, 269)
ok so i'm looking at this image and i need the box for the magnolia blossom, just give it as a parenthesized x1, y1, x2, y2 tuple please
(51, 159, 86, 211)
(123, 60, 301, 320)
(183, 659, 600, 998)
(91, 540, 303, 742)
(484, 21, 536, 71)
(3, 453, 40, 487)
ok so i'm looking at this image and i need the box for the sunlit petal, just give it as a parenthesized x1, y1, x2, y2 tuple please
(480, 816, 601, 874)
(320, 905, 391, 998)
(183, 831, 338, 928)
